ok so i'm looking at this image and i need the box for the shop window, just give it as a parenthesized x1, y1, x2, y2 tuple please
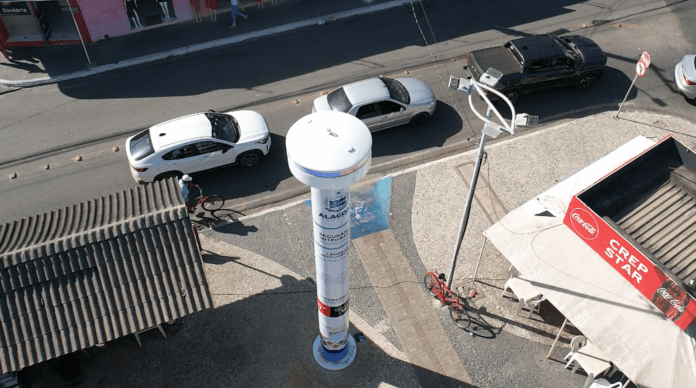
(124, 0, 175, 30)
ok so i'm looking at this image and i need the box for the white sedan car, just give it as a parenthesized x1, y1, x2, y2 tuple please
(675, 55, 696, 101)
(126, 110, 271, 183)
(312, 77, 436, 132)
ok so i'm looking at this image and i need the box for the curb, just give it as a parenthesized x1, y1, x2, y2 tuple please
(0, 0, 410, 88)
(226, 106, 696, 218)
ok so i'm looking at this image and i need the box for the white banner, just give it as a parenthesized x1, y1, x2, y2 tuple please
(311, 187, 350, 355)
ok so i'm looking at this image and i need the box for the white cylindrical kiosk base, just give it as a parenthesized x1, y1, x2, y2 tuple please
(313, 335, 357, 370)
(286, 112, 372, 370)
(311, 187, 352, 366)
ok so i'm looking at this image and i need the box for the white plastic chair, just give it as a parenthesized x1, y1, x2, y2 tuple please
(564, 335, 587, 363)
(565, 335, 590, 372)
(501, 265, 546, 318)
(588, 378, 621, 388)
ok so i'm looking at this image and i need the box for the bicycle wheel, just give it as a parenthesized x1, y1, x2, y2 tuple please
(449, 303, 471, 329)
(423, 273, 441, 296)
(202, 195, 224, 211)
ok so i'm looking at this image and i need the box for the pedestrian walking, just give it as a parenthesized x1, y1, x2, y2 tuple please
(229, 0, 248, 28)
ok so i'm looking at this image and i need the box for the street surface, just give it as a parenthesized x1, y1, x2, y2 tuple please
(3, 1, 696, 387)
(1, 0, 695, 223)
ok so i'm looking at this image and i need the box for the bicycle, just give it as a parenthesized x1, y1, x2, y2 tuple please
(186, 187, 225, 213)
(423, 270, 478, 330)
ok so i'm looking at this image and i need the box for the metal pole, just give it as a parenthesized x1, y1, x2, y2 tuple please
(615, 74, 638, 119)
(471, 238, 487, 284)
(69, 5, 91, 66)
(445, 108, 493, 290)
(546, 317, 568, 359)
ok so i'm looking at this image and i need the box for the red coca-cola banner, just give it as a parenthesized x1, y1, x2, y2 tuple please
(564, 196, 696, 330)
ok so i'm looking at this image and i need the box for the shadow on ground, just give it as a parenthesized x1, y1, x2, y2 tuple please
(42, 0, 589, 100)
(19, 274, 475, 388)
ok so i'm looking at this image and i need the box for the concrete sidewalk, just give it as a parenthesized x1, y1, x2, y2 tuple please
(0, 0, 410, 88)
(18, 110, 695, 387)
(194, 110, 696, 388)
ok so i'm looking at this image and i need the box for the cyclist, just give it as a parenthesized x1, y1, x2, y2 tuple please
(178, 175, 199, 207)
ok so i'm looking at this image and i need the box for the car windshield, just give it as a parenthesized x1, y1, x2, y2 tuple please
(327, 87, 353, 112)
(129, 129, 154, 161)
(381, 77, 410, 104)
(207, 113, 239, 143)
(552, 34, 578, 56)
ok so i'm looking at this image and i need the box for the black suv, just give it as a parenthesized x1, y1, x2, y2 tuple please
(464, 33, 607, 104)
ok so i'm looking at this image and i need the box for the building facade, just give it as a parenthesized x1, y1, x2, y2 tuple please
(1, 0, 197, 47)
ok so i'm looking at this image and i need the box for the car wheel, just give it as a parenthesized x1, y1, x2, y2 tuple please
(237, 151, 262, 167)
(502, 90, 519, 105)
(154, 171, 182, 181)
(410, 113, 430, 127)
(576, 74, 596, 90)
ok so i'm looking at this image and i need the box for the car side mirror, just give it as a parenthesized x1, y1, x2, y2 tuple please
(400, 107, 405, 112)
(209, 109, 216, 113)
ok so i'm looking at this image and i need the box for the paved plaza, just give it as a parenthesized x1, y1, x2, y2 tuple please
(18, 111, 696, 387)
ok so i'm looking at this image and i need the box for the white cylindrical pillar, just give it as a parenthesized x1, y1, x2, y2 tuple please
(286, 111, 372, 370)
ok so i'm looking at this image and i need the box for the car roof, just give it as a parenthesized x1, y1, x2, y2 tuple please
(342, 78, 390, 105)
(150, 113, 212, 150)
(510, 34, 566, 61)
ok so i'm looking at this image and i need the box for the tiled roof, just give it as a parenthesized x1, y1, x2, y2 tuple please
(0, 179, 213, 373)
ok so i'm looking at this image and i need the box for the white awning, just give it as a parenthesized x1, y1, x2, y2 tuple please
(484, 136, 696, 388)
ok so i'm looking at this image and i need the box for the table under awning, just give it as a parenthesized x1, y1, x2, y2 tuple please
(484, 136, 696, 388)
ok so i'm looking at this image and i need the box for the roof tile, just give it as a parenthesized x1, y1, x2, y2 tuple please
(0, 179, 212, 373)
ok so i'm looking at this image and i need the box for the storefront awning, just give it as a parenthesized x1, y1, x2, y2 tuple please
(484, 136, 696, 388)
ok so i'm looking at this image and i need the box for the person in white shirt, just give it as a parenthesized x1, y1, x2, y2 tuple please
(178, 175, 199, 205)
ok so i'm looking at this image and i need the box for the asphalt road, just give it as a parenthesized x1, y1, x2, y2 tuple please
(0, 0, 694, 224)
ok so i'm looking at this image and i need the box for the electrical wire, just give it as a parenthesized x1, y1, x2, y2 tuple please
(408, 0, 478, 140)
(480, 153, 630, 297)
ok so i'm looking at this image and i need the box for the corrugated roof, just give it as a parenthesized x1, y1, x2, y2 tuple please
(0, 179, 213, 373)
(616, 171, 696, 290)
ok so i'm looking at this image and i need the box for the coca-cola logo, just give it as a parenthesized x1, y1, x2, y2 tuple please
(569, 208, 598, 240)
(656, 287, 686, 313)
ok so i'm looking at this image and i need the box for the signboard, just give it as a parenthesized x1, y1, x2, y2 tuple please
(617, 53, 651, 117)
(641, 51, 651, 67)
(564, 196, 696, 329)
(564, 136, 696, 330)
(636, 60, 647, 77)
(0, 2, 31, 15)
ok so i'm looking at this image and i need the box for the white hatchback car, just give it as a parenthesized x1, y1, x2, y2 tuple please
(126, 110, 271, 183)
(312, 77, 436, 132)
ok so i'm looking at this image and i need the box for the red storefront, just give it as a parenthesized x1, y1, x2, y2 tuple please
(1, 0, 195, 48)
